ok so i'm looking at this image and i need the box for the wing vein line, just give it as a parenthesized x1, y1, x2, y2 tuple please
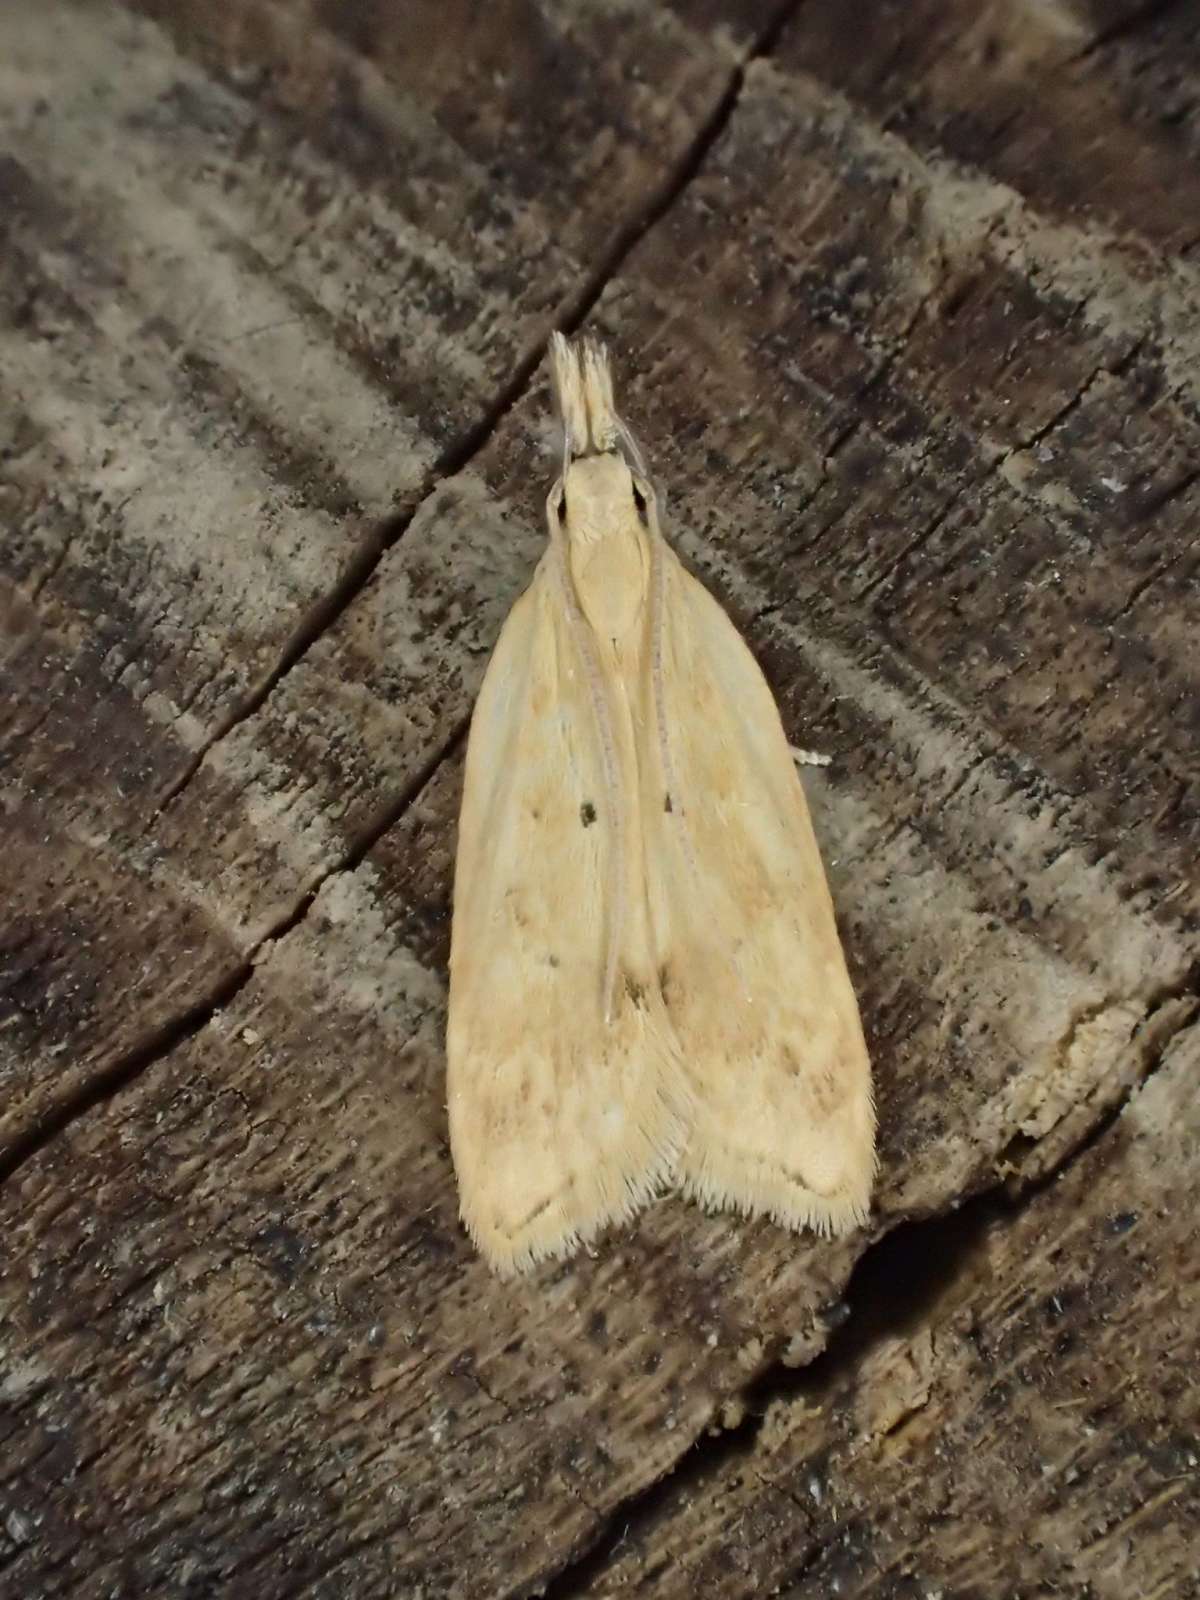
(546, 490, 625, 1023)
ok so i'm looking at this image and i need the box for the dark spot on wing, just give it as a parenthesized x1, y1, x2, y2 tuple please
(580, 801, 597, 827)
(547, 954, 560, 968)
(664, 792, 673, 813)
(624, 974, 646, 1008)
(511, 1194, 555, 1231)
(658, 964, 674, 1004)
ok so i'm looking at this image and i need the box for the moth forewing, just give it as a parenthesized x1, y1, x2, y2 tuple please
(446, 340, 690, 1275)
(445, 336, 874, 1274)
(644, 542, 876, 1232)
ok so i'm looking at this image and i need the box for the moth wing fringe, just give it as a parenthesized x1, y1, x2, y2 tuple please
(460, 1088, 690, 1277)
(680, 1161, 873, 1240)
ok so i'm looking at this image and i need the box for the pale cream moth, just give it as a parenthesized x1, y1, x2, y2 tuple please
(446, 335, 875, 1274)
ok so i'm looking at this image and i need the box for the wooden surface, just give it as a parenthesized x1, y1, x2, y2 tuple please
(1, 1, 1196, 1596)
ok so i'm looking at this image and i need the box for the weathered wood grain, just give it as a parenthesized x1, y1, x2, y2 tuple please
(782, 0, 1200, 252)
(572, 1018, 1200, 1600)
(1, 0, 772, 1150)
(1, 0, 1197, 1595)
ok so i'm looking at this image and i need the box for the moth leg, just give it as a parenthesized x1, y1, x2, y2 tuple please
(789, 744, 831, 769)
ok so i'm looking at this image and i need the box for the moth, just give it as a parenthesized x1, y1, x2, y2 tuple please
(447, 334, 874, 1274)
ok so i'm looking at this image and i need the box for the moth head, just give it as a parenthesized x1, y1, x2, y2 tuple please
(548, 332, 654, 540)
(555, 452, 651, 544)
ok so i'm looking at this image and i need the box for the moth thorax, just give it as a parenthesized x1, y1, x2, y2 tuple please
(563, 455, 642, 543)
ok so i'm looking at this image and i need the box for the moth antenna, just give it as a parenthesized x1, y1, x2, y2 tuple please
(616, 418, 648, 478)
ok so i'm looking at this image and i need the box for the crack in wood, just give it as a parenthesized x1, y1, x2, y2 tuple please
(0, 960, 250, 1189)
(153, 507, 404, 813)
(530, 974, 1200, 1600)
(6, 10, 1197, 1588)
(824, 285, 938, 465)
(1, 0, 826, 1200)
(1067, 0, 1192, 64)
(152, 0, 807, 822)
(0, 713, 470, 1191)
